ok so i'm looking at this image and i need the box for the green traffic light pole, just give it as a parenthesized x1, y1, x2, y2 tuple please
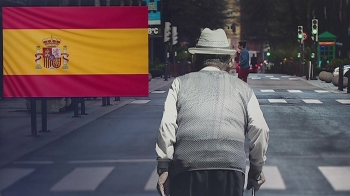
(164, 44, 169, 81)
(311, 19, 318, 80)
(298, 43, 303, 77)
(297, 26, 303, 77)
(311, 36, 318, 80)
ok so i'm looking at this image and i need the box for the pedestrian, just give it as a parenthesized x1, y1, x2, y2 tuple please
(251, 53, 257, 73)
(238, 40, 250, 82)
(156, 28, 270, 196)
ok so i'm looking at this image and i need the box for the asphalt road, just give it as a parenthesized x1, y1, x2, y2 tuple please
(1, 74, 350, 196)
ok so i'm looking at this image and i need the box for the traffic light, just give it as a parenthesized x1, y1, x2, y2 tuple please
(172, 26, 178, 45)
(164, 22, 171, 42)
(311, 53, 315, 59)
(312, 19, 318, 35)
(297, 53, 301, 58)
(266, 50, 270, 57)
(297, 26, 303, 39)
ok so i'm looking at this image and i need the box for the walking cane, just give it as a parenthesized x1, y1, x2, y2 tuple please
(252, 173, 261, 196)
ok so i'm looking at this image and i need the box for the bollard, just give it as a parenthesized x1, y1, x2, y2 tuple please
(40, 98, 49, 132)
(30, 98, 38, 136)
(348, 75, 350, 93)
(338, 65, 344, 91)
(114, 97, 120, 101)
(73, 98, 80, 117)
(323, 72, 333, 83)
(102, 97, 107, 106)
(107, 97, 111, 105)
(80, 98, 87, 115)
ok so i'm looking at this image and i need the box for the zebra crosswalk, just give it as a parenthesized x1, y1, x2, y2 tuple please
(318, 166, 350, 191)
(252, 89, 349, 105)
(258, 98, 350, 105)
(50, 167, 114, 191)
(145, 166, 287, 191)
(249, 75, 300, 80)
(149, 90, 350, 105)
(0, 168, 35, 191)
(1, 164, 349, 193)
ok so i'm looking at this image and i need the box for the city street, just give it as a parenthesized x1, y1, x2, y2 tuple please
(1, 73, 350, 196)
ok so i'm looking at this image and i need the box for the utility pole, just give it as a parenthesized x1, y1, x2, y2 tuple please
(172, 26, 178, 77)
(297, 26, 303, 77)
(163, 22, 171, 81)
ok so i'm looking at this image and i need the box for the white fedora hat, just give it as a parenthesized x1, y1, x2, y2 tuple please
(188, 28, 237, 55)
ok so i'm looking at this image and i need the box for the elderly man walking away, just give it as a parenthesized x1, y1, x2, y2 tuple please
(155, 28, 269, 196)
(238, 40, 250, 82)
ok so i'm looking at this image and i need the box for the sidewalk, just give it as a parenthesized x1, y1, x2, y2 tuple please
(0, 77, 174, 167)
(299, 76, 349, 94)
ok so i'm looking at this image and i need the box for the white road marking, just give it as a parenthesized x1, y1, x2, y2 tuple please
(270, 78, 280, 80)
(318, 166, 350, 191)
(68, 159, 155, 164)
(144, 168, 158, 191)
(260, 90, 275, 92)
(251, 77, 261, 79)
(50, 167, 114, 191)
(302, 99, 323, 104)
(245, 166, 286, 190)
(314, 90, 330, 93)
(13, 161, 54, 164)
(151, 91, 166, 94)
(288, 78, 299, 80)
(265, 76, 274, 77)
(130, 100, 150, 104)
(0, 168, 35, 191)
(336, 99, 350, 104)
(287, 90, 302, 93)
(268, 99, 287, 103)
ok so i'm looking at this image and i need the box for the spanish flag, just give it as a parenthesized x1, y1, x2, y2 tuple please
(3, 6, 148, 97)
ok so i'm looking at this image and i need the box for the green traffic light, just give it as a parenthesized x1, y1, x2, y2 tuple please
(312, 29, 317, 35)
(298, 34, 303, 39)
(267, 52, 270, 56)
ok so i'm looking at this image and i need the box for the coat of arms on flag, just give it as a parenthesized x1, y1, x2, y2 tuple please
(35, 35, 69, 70)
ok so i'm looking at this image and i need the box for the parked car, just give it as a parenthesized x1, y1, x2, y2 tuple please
(333, 65, 350, 77)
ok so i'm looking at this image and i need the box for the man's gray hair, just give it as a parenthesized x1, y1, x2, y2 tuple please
(203, 59, 227, 70)
(193, 54, 232, 71)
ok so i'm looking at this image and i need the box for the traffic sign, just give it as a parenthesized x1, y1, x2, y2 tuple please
(303, 33, 308, 41)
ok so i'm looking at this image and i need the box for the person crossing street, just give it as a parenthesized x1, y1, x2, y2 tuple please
(155, 28, 270, 196)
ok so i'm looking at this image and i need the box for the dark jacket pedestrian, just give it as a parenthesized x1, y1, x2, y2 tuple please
(251, 54, 257, 67)
(156, 28, 269, 196)
(238, 40, 250, 82)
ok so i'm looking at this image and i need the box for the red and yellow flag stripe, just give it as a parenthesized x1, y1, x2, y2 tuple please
(3, 6, 149, 97)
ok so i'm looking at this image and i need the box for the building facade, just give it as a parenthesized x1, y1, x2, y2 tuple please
(224, 0, 241, 51)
